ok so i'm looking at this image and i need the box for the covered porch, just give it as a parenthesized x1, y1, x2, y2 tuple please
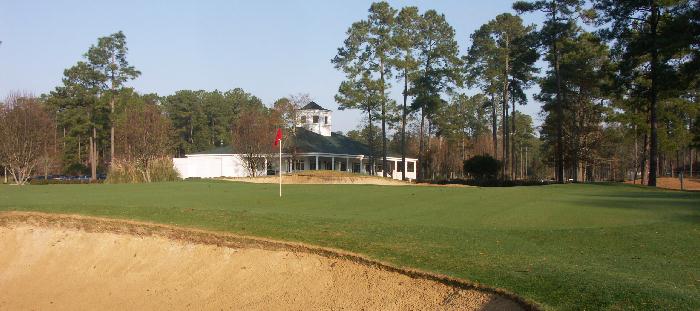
(269, 153, 417, 181)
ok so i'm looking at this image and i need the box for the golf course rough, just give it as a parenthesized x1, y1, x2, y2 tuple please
(0, 212, 533, 311)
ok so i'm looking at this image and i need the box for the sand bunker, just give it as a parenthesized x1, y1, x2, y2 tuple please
(0, 212, 533, 310)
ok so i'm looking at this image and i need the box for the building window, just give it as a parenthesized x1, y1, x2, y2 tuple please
(397, 161, 403, 172)
(313, 116, 319, 123)
(407, 162, 415, 172)
(324, 116, 328, 124)
(310, 160, 316, 170)
(299, 116, 306, 123)
(294, 160, 305, 171)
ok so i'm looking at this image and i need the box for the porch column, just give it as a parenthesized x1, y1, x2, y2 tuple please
(331, 156, 335, 170)
(360, 158, 364, 173)
(346, 157, 349, 172)
(315, 155, 319, 170)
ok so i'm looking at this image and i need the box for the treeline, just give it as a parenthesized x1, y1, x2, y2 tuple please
(331, 1, 700, 184)
(0, 31, 270, 183)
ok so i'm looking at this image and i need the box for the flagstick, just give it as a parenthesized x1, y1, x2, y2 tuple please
(279, 138, 282, 197)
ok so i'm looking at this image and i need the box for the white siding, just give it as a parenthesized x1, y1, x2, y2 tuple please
(173, 155, 264, 178)
(297, 109, 332, 136)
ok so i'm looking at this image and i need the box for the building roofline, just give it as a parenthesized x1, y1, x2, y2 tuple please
(181, 151, 417, 161)
(300, 101, 330, 111)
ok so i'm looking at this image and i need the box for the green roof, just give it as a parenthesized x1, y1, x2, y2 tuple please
(294, 128, 369, 155)
(301, 102, 329, 111)
(190, 145, 234, 155)
(188, 128, 370, 156)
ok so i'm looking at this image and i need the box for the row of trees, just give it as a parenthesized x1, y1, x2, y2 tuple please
(2, 1, 698, 185)
(0, 31, 268, 183)
(333, 1, 699, 184)
(515, 0, 700, 184)
(0, 29, 280, 183)
(331, 3, 542, 181)
(332, 3, 462, 180)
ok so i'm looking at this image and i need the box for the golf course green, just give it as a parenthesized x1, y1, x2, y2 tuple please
(0, 181, 698, 310)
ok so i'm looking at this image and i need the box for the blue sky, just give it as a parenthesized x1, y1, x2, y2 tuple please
(0, 0, 546, 132)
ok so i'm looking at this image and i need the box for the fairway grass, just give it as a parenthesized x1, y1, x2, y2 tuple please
(0, 181, 698, 310)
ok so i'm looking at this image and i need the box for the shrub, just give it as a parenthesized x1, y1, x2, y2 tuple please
(64, 163, 90, 176)
(29, 179, 103, 185)
(106, 157, 180, 184)
(463, 155, 502, 180)
(432, 178, 552, 187)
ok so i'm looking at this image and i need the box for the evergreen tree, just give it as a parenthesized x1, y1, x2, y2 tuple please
(465, 13, 538, 179)
(411, 9, 462, 180)
(593, 0, 689, 186)
(392, 6, 421, 180)
(84, 31, 140, 164)
(514, 0, 585, 183)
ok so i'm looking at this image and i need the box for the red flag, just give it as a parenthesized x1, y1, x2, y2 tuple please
(274, 128, 283, 146)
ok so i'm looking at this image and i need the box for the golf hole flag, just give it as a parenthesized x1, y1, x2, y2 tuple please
(274, 128, 283, 146)
(275, 128, 283, 197)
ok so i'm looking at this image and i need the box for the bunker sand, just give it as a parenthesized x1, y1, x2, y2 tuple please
(0, 212, 531, 311)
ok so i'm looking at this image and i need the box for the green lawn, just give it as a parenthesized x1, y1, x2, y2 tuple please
(0, 181, 698, 310)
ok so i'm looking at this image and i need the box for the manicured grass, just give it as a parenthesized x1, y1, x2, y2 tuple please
(0, 181, 698, 310)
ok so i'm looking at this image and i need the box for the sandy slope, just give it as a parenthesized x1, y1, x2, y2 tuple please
(225, 174, 412, 186)
(0, 213, 529, 311)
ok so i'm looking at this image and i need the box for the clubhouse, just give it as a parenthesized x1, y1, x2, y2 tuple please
(173, 102, 418, 180)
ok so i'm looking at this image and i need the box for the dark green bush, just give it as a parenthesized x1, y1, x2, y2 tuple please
(463, 155, 502, 180)
(64, 163, 90, 176)
(433, 178, 552, 187)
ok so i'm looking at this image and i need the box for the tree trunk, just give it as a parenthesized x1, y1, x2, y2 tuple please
(648, 3, 660, 187)
(502, 97, 509, 180)
(511, 96, 517, 180)
(491, 93, 498, 158)
(572, 109, 580, 183)
(91, 127, 97, 181)
(418, 107, 425, 181)
(380, 62, 388, 178)
(633, 121, 639, 183)
(691, 148, 694, 177)
(110, 98, 115, 165)
(502, 44, 510, 180)
(641, 132, 649, 185)
(367, 106, 375, 176)
(551, 4, 564, 183)
(401, 69, 408, 181)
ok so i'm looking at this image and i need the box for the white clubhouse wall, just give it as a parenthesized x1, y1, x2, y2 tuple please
(174, 153, 417, 180)
(173, 155, 265, 178)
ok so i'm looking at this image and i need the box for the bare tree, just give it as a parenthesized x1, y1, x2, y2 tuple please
(114, 103, 174, 182)
(273, 93, 312, 162)
(231, 107, 276, 177)
(0, 92, 56, 185)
